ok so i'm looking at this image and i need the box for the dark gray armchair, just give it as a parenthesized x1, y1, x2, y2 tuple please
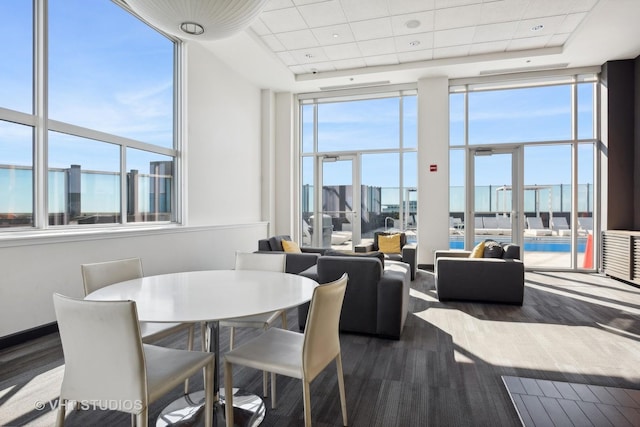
(435, 242, 524, 305)
(355, 231, 417, 280)
(298, 255, 411, 339)
(257, 235, 325, 274)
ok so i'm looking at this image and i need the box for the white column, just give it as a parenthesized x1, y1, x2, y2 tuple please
(417, 77, 450, 265)
(261, 89, 276, 235)
(274, 92, 295, 237)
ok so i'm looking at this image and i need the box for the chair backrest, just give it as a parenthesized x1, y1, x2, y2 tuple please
(578, 217, 593, 231)
(81, 258, 143, 296)
(235, 252, 286, 272)
(526, 217, 545, 230)
(53, 294, 147, 411)
(302, 273, 348, 381)
(475, 217, 485, 229)
(551, 216, 569, 230)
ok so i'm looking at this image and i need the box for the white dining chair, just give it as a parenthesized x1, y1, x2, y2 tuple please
(53, 294, 214, 427)
(81, 258, 196, 393)
(224, 273, 349, 427)
(220, 252, 287, 398)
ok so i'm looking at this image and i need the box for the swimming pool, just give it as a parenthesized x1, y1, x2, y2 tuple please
(449, 235, 588, 252)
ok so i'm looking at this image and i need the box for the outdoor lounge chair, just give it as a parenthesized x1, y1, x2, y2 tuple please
(578, 217, 593, 235)
(550, 216, 571, 236)
(524, 217, 553, 236)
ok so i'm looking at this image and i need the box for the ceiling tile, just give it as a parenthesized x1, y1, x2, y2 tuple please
(350, 17, 394, 41)
(261, 34, 287, 52)
(397, 49, 433, 63)
(433, 44, 471, 59)
(506, 35, 552, 51)
(390, 11, 435, 35)
(364, 54, 399, 67)
(480, 0, 528, 25)
(276, 29, 319, 50)
(276, 51, 298, 66)
(250, 19, 272, 36)
(341, 0, 388, 21)
(472, 21, 518, 43)
(288, 65, 307, 74)
(522, 0, 573, 19)
(394, 32, 434, 52)
(323, 42, 362, 60)
(298, 0, 348, 28)
(332, 57, 368, 70)
(292, 0, 328, 5)
(389, 0, 435, 15)
(302, 61, 336, 72)
(434, 0, 482, 8)
(547, 33, 570, 47)
(434, 4, 483, 31)
(433, 27, 476, 48)
(357, 37, 396, 56)
(514, 16, 565, 39)
(289, 46, 330, 64)
(558, 12, 588, 33)
(263, 0, 295, 12)
(312, 24, 356, 45)
(569, 0, 599, 13)
(260, 7, 309, 33)
(468, 39, 508, 55)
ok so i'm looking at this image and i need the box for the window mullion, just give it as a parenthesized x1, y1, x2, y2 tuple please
(33, 0, 48, 229)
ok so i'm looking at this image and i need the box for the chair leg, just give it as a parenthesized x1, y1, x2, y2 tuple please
(55, 399, 66, 427)
(271, 372, 277, 409)
(229, 327, 236, 350)
(263, 371, 269, 398)
(336, 355, 348, 426)
(281, 311, 287, 329)
(302, 381, 312, 427)
(136, 409, 148, 427)
(185, 325, 195, 394)
(205, 361, 214, 427)
(224, 360, 234, 427)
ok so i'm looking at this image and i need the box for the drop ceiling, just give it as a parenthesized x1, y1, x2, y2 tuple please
(202, 0, 640, 92)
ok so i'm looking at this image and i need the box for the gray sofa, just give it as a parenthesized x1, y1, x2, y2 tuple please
(298, 255, 411, 339)
(435, 243, 524, 305)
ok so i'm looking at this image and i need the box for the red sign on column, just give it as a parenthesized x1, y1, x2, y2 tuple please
(429, 164, 437, 172)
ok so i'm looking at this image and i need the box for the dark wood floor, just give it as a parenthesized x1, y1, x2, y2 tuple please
(1, 271, 640, 426)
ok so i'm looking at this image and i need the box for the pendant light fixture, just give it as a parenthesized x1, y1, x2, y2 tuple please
(124, 0, 269, 41)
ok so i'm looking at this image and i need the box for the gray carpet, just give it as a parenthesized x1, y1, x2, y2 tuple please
(2, 270, 640, 426)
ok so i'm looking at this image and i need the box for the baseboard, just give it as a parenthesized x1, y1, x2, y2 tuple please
(0, 322, 58, 350)
(418, 263, 434, 272)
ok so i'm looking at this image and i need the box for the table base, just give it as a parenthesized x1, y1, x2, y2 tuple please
(156, 388, 266, 427)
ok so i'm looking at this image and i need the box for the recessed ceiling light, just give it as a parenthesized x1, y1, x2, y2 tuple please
(409, 40, 420, 47)
(180, 22, 205, 35)
(332, 33, 339, 38)
(405, 19, 421, 29)
(531, 24, 544, 31)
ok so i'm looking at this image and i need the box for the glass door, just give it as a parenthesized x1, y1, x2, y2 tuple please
(467, 148, 522, 253)
(311, 155, 360, 250)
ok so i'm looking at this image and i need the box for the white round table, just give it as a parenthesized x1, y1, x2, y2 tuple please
(85, 269, 318, 426)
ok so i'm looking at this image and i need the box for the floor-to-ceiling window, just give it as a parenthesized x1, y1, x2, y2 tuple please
(299, 87, 417, 250)
(0, 0, 179, 230)
(449, 73, 598, 270)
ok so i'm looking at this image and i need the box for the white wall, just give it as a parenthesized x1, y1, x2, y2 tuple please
(0, 42, 267, 339)
(185, 42, 263, 226)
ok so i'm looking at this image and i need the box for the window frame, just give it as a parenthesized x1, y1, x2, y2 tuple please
(0, 0, 183, 235)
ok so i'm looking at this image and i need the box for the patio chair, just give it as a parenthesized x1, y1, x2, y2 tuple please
(550, 216, 571, 236)
(524, 217, 553, 236)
